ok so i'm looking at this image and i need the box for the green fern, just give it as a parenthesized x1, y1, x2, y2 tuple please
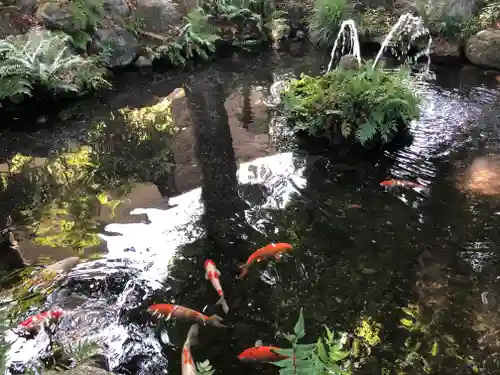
(162, 8, 220, 67)
(308, 0, 348, 47)
(68, 0, 105, 31)
(196, 360, 215, 375)
(270, 308, 351, 375)
(0, 29, 109, 103)
(281, 61, 420, 147)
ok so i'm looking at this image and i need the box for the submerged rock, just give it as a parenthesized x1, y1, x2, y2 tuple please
(465, 29, 500, 70)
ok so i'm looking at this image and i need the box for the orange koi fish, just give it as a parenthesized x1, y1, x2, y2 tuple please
(380, 179, 425, 189)
(18, 308, 64, 334)
(204, 259, 229, 314)
(238, 340, 288, 362)
(147, 304, 226, 328)
(181, 324, 199, 375)
(238, 242, 293, 279)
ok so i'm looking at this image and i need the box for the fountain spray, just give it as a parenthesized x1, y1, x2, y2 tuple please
(372, 13, 432, 71)
(326, 20, 361, 73)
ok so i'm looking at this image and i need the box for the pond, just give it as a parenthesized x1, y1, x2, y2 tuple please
(1, 48, 500, 374)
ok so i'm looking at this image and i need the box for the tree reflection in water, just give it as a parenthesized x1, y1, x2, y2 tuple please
(0, 97, 179, 255)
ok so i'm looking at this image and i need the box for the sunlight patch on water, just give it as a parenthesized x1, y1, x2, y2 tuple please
(238, 152, 307, 210)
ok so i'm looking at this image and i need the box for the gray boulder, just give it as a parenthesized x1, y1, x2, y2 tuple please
(94, 27, 140, 68)
(465, 29, 500, 70)
(36, 2, 80, 33)
(134, 0, 183, 35)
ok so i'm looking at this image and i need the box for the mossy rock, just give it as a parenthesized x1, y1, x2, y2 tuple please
(36, 2, 80, 33)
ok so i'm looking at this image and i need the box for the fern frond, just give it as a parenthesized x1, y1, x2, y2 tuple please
(0, 29, 109, 103)
(0, 75, 32, 101)
(355, 121, 378, 144)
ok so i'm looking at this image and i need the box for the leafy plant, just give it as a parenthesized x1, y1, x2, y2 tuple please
(280, 61, 420, 146)
(196, 360, 215, 375)
(67, 0, 104, 31)
(38, 0, 104, 51)
(462, 0, 500, 38)
(270, 308, 351, 375)
(356, 7, 396, 40)
(307, 0, 348, 48)
(161, 8, 220, 66)
(0, 29, 109, 104)
(396, 304, 478, 373)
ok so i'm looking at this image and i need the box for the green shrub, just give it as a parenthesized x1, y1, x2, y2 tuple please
(356, 8, 396, 40)
(307, 0, 348, 48)
(461, 0, 500, 38)
(0, 29, 110, 104)
(153, 8, 220, 66)
(280, 62, 421, 146)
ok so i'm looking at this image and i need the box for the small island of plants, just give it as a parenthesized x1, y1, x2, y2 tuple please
(280, 60, 421, 147)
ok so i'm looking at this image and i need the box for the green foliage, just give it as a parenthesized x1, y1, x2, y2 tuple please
(196, 360, 215, 375)
(415, 0, 470, 39)
(0, 29, 109, 104)
(40, 0, 104, 51)
(462, 0, 500, 38)
(67, 0, 105, 31)
(214, 0, 287, 33)
(394, 304, 479, 374)
(271, 308, 351, 375)
(415, 0, 500, 39)
(281, 62, 420, 146)
(307, 0, 348, 48)
(356, 7, 396, 40)
(160, 8, 220, 67)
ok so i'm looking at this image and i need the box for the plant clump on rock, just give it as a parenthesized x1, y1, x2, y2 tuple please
(280, 60, 420, 146)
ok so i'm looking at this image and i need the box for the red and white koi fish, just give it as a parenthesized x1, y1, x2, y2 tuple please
(238, 340, 288, 363)
(18, 308, 64, 334)
(238, 242, 293, 279)
(182, 324, 200, 375)
(380, 179, 426, 189)
(147, 304, 226, 328)
(204, 259, 229, 314)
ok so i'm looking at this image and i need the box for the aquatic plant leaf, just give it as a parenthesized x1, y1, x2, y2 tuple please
(330, 350, 349, 362)
(323, 325, 334, 342)
(400, 318, 413, 327)
(283, 333, 297, 342)
(272, 357, 294, 368)
(279, 368, 294, 375)
(296, 343, 317, 351)
(294, 307, 306, 339)
(273, 348, 295, 356)
(196, 360, 215, 375)
(317, 338, 328, 362)
(324, 362, 348, 375)
(431, 340, 438, 356)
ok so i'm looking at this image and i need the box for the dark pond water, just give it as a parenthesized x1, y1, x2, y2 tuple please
(2, 48, 500, 375)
